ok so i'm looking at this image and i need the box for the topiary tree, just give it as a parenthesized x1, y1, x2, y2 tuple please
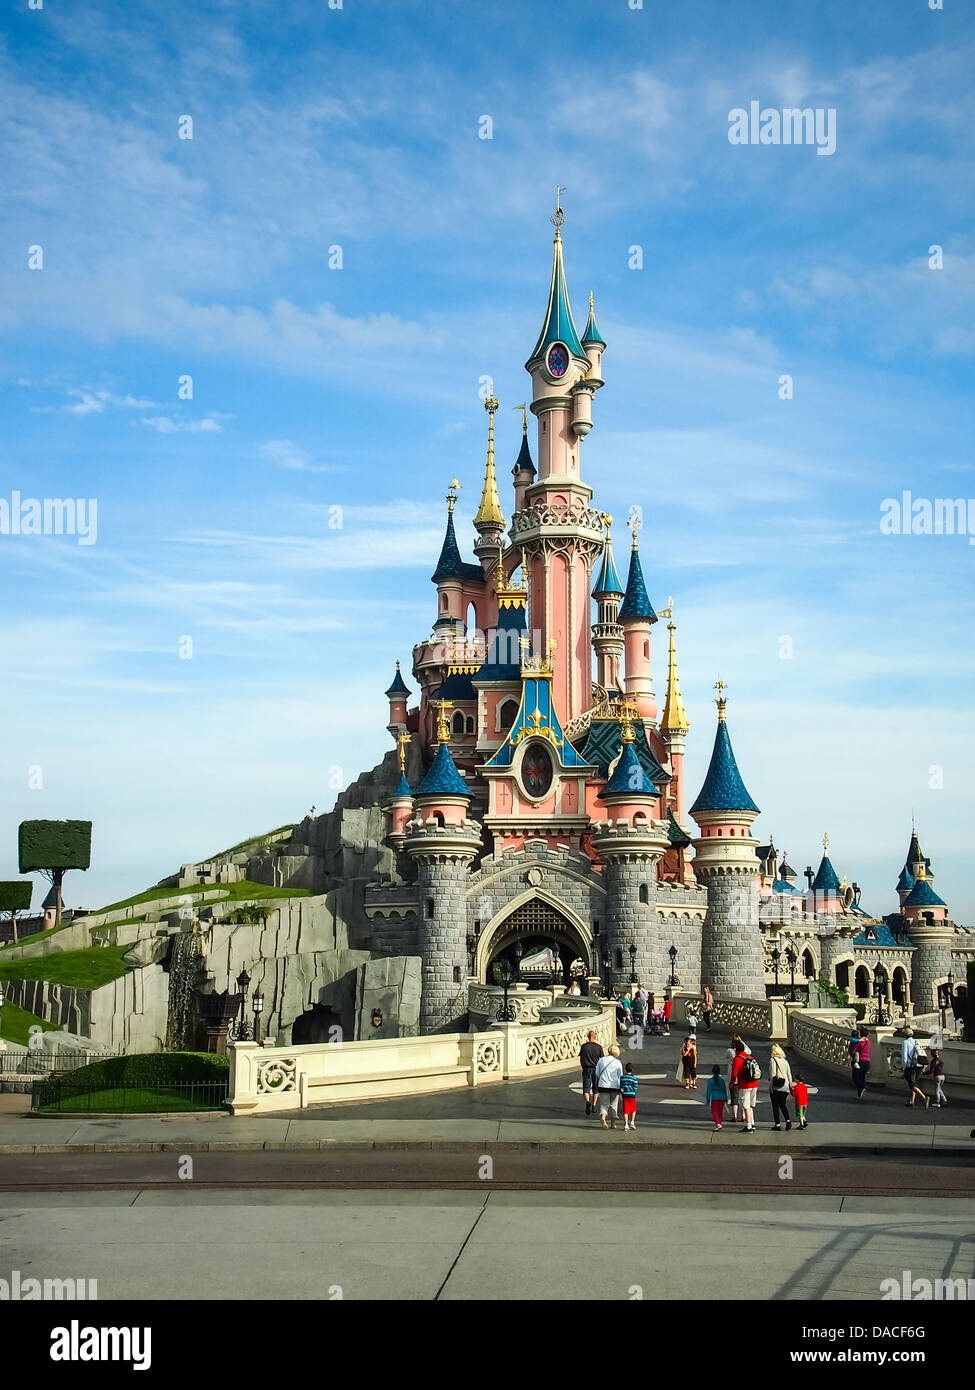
(18, 820, 92, 929)
(0, 881, 32, 944)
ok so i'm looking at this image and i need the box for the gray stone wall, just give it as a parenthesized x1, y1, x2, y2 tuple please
(910, 933, 954, 1014)
(698, 868, 766, 1000)
(415, 854, 477, 1033)
(355, 956, 422, 1039)
(602, 861, 660, 993)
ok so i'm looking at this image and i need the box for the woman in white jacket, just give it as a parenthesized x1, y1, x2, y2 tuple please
(769, 1044, 794, 1130)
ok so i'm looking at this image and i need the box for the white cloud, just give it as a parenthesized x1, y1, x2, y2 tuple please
(138, 415, 225, 434)
(260, 439, 335, 473)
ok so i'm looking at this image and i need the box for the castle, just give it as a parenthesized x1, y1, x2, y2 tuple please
(9, 204, 967, 1057)
(355, 200, 971, 1034)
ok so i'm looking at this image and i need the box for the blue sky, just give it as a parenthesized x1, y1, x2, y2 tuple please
(1, 0, 973, 918)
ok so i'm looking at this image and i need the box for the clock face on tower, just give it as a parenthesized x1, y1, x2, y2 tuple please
(546, 342, 569, 378)
(521, 743, 554, 798)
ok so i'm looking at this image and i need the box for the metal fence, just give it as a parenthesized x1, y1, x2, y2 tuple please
(1, 1050, 122, 1076)
(30, 1080, 229, 1113)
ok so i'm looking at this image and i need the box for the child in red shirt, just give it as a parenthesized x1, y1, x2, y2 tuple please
(791, 1074, 809, 1129)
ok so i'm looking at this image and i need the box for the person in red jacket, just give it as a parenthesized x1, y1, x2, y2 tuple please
(731, 1041, 760, 1133)
(791, 1075, 809, 1128)
(663, 998, 672, 1036)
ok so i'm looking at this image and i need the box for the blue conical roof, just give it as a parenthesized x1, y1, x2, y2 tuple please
(598, 741, 659, 800)
(618, 544, 657, 623)
(393, 771, 412, 798)
(581, 295, 605, 347)
(432, 512, 465, 583)
(512, 431, 535, 477)
(690, 717, 759, 815)
(811, 855, 840, 892)
(385, 663, 410, 698)
(896, 865, 915, 893)
(416, 742, 472, 799)
(527, 236, 587, 367)
(903, 877, 946, 909)
(592, 534, 624, 597)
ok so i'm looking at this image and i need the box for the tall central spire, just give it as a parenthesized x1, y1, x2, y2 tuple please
(526, 193, 587, 368)
(473, 391, 505, 528)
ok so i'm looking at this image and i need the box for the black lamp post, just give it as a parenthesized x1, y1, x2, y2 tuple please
(495, 941, 523, 1023)
(466, 933, 477, 975)
(235, 969, 251, 1041)
(770, 946, 781, 992)
(785, 945, 798, 1002)
(937, 970, 954, 1035)
(872, 961, 889, 1026)
(667, 944, 679, 988)
(628, 941, 637, 984)
(251, 990, 264, 1045)
(602, 954, 613, 998)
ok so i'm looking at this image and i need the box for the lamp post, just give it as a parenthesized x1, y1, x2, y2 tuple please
(785, 945, 798, 1003)
(466, 933, 477, 976)
(770, 946, 781, 993)
(628, 942, 637, 984)
(251, 990, 264, 1045)
(872, 961, 889, 1026)
(602, 954, 613, 999)
(667, 944, 680, 989)
(937, 970, 954, 1036)
(495, 941, 523, 1023)
(235, 969, 251, 1041)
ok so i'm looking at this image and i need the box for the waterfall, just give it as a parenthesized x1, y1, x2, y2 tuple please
(165, 931, 203, 1052)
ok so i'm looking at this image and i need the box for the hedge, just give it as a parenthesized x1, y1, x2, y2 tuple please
(0, 881, 32, 912)
(18, 820, 92, 873)
(55, 1052, 230, 1088)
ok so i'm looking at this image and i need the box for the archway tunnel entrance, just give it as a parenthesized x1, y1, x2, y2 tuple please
(483, 898, 591, 990)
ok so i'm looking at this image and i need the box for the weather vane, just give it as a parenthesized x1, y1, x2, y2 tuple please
(551, 184, 566, 235)
(512, 403, 528, 432)
(446, 477, 461, 513)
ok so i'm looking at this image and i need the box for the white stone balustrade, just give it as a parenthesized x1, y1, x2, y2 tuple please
(226, 1007, 616, 1112)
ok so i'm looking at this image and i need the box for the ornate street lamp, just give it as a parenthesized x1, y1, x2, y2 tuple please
(602, 954, 613, 998)
(628, 942, 637, 984)
(466, 933, 477, 975)
(667, 944, 680, 989)
(235, 969, 251, 1041)
(784, 945, 798, 1002)
(872, 960, 890, 1026)
(251, 990, 264, 1045)
(495, 941, 523, 1023)
(937, 969, 955, 1035)
(770, 946, 781, 992)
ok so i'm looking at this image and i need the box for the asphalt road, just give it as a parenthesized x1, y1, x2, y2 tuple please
(1, 1148, 974, 1194)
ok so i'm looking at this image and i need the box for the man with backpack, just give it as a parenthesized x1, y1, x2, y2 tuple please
(731, 1041, 761, 1132)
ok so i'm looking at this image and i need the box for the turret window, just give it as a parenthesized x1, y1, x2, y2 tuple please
(498, 698, 518, 732)
(425, 898, 434, 919)
(453, 711, 465, 734)
(639, 884, 649, 904)
(644, 640, 650, 661)
(465, 715, 475, 734)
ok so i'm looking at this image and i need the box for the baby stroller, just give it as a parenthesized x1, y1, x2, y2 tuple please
(646, 1009, 667, 1036)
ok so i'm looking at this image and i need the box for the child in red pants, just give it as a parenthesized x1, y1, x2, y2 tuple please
(706, 1063, 729, 1130)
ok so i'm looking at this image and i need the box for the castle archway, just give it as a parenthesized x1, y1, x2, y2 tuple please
(475, 890, 592, 987)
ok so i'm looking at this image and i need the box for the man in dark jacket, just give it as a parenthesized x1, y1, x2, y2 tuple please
(579, 1030, 604, 1116)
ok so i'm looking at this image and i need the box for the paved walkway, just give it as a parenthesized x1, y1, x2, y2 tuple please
(1, 1029, 971, 1155)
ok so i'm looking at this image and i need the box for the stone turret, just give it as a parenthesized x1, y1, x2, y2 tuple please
(618, 526, 658, 721)
(901, 866, 953, 1014)
(404, 709, 481, 1031)
(689, 688, 765, 1000)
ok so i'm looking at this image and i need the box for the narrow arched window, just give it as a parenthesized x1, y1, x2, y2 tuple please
(639, 884, 649, 904)
(425, 898, 434, 919)
(452, 710, 465, 734)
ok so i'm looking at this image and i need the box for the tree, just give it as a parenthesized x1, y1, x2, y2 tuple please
(0, 881, 32, 944)
(18, 820, 92, 929)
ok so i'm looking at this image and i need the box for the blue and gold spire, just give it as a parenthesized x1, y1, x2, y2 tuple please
(689, 684, 759, 815)
(385, 662, 410, 698)
(592, 520, 624, 597)
(581, 291, 605, 348)
(618, 524, 657, 623)
(511, 405, 535, 478)
(526, 191, 588, 369)
(415, 701, 472, 800)
(811, 833, 841, 892)
(432, 479, 485, 586)
(598, 718, 658, 800)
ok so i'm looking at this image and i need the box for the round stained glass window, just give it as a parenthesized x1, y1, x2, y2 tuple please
(521, 743, 554, 797)
(547, 342, 569, 378)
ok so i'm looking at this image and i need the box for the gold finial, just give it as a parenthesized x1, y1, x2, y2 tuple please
(433, 699, 453, 743)
(918, 862, 926, 880)
(589, 290, 595, 314)
(520, 635, 557, 678)
(396, 731, 411, 771)
(823, 832, 829, 855)
(550, 185, 566, 239)
(714, 677, 728, 722)
(474, 393, 505, 528)
(512, 403, 528, 433)
(446, 478, 461, 513)
(661, 619, 689, 734)
(604, 512, 613, 532)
